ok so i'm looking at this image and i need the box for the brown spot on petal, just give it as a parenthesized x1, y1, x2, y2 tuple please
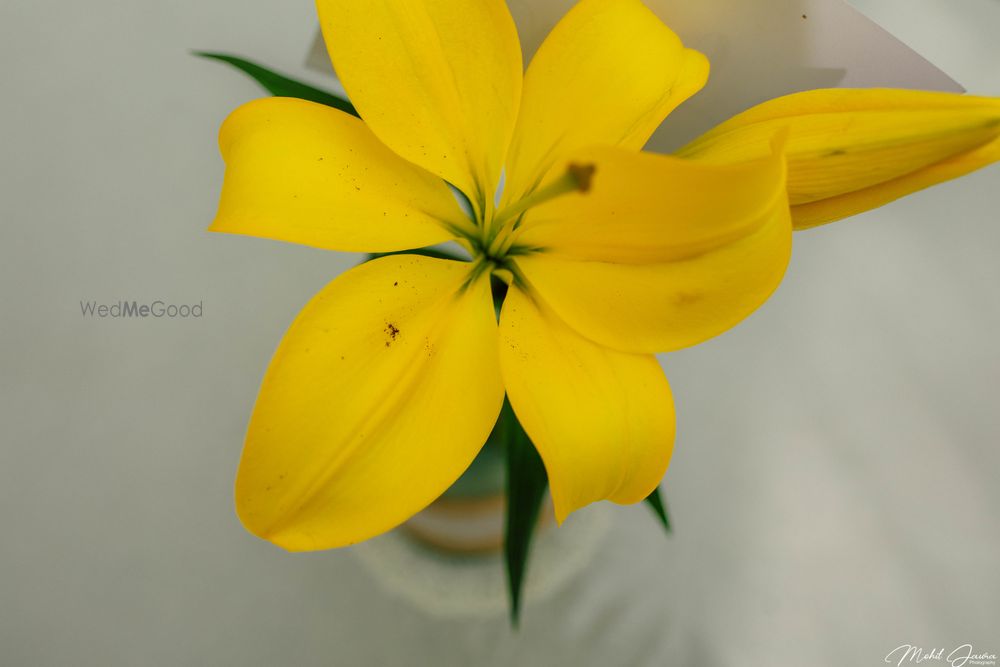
(384, 322, 401, 347)
(675, 291, 703, 306)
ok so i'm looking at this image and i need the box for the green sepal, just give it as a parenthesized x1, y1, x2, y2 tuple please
(365, 246, 465, 263)
(501, 399, 548, 628)
(367, 248, 510, 307)
(644, 486, 672, 534)
(194, 51, 359, 117)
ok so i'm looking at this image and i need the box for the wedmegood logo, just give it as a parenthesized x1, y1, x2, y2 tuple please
(79, 300, 204, 319)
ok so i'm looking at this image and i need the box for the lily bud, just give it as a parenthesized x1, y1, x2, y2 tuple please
(677, 89, 1000, 229)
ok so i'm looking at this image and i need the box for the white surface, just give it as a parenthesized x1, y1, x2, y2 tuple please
(1, 1, 999, 665)
(355, 505, 609, 617)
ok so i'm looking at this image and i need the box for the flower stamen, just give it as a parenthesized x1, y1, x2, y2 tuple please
(492, 162, 596, 230)
(480, 162, 596, 260)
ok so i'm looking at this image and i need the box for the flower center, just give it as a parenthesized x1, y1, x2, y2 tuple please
(464, 163, 595, 268)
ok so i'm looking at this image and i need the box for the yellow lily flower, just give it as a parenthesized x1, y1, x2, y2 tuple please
(211, 0, 1000, 552)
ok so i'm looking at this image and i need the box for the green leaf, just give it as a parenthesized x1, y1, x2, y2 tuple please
(194, 51, 359, 117)
(644, 486, 672, 534)
(502, 399, 548, 628)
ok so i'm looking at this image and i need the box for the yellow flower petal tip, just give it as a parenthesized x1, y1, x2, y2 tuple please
(502, 0, 708, 206)
(679, 89, 1000, 228)
(211, 97, 467, 253)
(499, 288, 675, 525)
(316, 0, 523, 218)
(235, 255, 504, 551)
(515, 145, 791, 353)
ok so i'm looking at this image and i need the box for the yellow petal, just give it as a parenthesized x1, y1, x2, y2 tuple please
(677, 89, 1000, 228)
(212, 97, 468, 252)
(498, 287, 675, 523)
(317, 0, 522, 217)
(503, 0, 708, 207)
(236, 255, 504, 551)
(512, 146, 792, 354)
(793, 136, 1000, 229)
(516, 144, 787, 264)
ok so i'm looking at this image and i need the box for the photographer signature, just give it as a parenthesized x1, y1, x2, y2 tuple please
(885, 644, 997, 667)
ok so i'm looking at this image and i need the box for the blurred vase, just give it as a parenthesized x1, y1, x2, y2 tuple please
(402, 424, 512, 554)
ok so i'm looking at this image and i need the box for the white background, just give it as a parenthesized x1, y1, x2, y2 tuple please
(1, 0, 998, 664)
